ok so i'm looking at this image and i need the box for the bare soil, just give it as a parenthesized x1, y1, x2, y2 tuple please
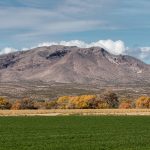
(0, 109, 150, 116)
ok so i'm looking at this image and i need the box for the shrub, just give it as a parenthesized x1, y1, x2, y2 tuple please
(55, 93, 119, 109)
(97, 102, 110, 109)
(34, 101, 47, 109)
(86, 95, 110, 109)
(70, 95, 96, 109)
(11, 100, 21, 110)
(136, 96, 150, 108)
(56, 95, 97, 109)
(119, 99, 132, 109)
(100, 91, 119, 108)
(11, 98, 37, 110)
(0, 97, 12, 109)
(57, 96, 71, 109)
(45, 100, 58, 109)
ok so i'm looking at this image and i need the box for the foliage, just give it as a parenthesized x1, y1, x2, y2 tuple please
(0, 97, 12, 109)
(119, 99, 132, 109)
(11, 98, 37, 110)
(34, 101, 47, 109)
(56, 95, 97, 109)
(136, 96, 150, 108)
(1, 92, 150, 110)
(45, 100, 58, 109)
(57, 96, 71, 109)
(100, 91, 119, 108)
(55, 93, 119, 109)
(97, 101, 110, 109)
(70, 95, 97, 109)
(92, 95, 109, 109)
(90, 91, 119, 109)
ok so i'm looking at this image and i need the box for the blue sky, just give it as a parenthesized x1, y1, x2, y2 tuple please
(0, 0, 150, 63)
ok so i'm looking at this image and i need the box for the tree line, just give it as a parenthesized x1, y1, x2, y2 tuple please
(0, 91, 150, 109)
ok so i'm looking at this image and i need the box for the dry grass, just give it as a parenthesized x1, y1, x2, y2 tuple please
(0, 109, 150, 116)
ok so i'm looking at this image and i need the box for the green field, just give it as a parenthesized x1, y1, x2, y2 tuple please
(0, 116, 150, 150)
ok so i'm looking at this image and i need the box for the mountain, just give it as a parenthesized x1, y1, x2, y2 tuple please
(0, 45, 150, 85)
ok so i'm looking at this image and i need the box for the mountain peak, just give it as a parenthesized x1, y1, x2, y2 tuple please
(0, 45, 149, 85)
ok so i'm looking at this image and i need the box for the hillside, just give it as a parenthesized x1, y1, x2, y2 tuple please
(0, 45, 149, 84)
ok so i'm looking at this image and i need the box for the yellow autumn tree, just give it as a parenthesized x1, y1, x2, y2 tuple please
(70, 95, 96, 109)
(57, 96, 71, 109)
(97, 101, 110, 109)
(0, 97, 12, 109)
(136, 96, 150, 108)
(56, 95, 97, 109)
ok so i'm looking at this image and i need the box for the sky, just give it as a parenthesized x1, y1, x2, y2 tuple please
(0, 0, 150, 63)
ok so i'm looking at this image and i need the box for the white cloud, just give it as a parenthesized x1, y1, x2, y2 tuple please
(126, 47, 150, 63)
(38, 40, 126, 55)
(138, 47, 150, 61)
(0, 40, 149, 64)
(0, 40, 126, 56)
(89, 40, 126, 55)
(140, 47, 150, 52)
(0, 47, 17, 55)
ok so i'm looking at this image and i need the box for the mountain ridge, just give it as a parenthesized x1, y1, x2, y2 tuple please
(0, 45, 149, 85)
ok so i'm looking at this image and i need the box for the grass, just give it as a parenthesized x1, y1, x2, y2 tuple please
(0, 116, 150, 150)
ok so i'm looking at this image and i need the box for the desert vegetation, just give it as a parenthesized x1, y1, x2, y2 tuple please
(0, 91, 149, 110)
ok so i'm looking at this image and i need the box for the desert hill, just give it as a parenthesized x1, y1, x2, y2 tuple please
(0, 45, 149, 85)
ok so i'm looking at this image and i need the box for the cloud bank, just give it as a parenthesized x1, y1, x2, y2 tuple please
(38, 40, 126, 55)
(0, 40, 150, 64)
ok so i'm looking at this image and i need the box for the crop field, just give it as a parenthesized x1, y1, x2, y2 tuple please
(0, 116, 150, 150)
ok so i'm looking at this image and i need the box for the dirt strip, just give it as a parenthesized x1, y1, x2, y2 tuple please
(0, 109, 150, 116)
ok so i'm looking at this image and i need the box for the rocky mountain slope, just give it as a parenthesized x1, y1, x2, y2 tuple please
(0, 45, 149, 85)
